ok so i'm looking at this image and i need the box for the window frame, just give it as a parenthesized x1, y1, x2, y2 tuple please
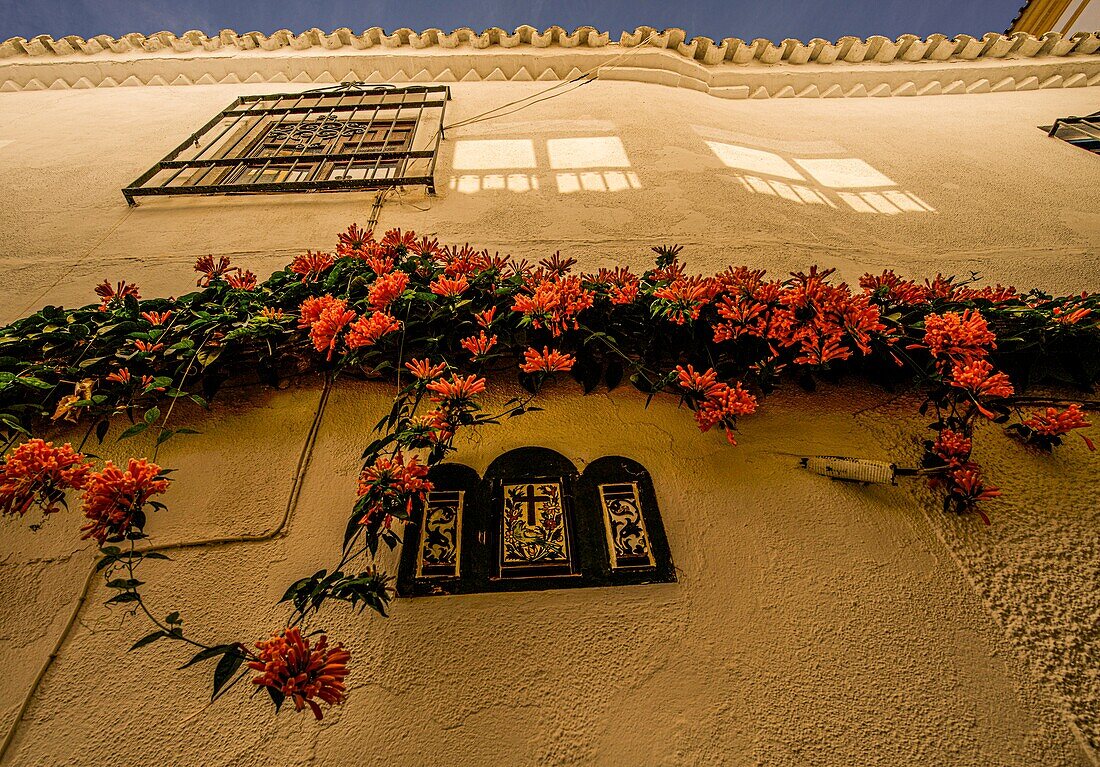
(1040, 111, 1100, 156)
(122, 83, 450, 205)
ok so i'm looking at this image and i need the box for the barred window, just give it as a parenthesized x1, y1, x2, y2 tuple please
(1041, 111, 1100, 156)
(123, 83, 449, 204)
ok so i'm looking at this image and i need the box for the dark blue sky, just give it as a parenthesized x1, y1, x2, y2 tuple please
(1, 0, 1026, 43)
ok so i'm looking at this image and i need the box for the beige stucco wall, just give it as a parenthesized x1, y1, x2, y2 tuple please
(0, 60, 1098, 766)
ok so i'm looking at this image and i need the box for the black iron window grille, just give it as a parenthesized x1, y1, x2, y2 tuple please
(1041, 111, 1100, 155)
(123, 83, 450, 205)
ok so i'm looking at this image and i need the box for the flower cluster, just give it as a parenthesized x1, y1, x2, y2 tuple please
(0, 439, 89, 518)
(79, 458, 169, 544)
(711, 266, 887, 369)
(346, 311, 401, 351)
(675, 365, 757, 444)
(225, 270, 258, 290)
(652, 276, 718, 325)
(290, 251, 336, 283)
(95, 279, 140, 310)
(948, 360, 1014, 417)
(461, 331, 498, 358)
(520, 346, 575, 374)
(368, 271, 409, 310)
(589, 267, 640, 305)
(919, 310, 997, 367)
(299, 296, 356, 360)
(1012, 404, 1095, 452)
(194, 255, 237, 287)
(249, 627, 350, 720)
(512, 274, 594, 336)
(357, 451, 432, 527)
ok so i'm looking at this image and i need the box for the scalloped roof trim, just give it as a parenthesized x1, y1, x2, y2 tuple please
(2, 26, 1099, 65)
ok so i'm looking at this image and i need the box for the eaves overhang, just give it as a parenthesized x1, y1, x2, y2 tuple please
(1, 25, 1098, 99)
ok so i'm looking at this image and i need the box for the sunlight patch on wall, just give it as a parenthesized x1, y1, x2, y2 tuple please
(838, 191, 936, 215)
(451, 139, 537, 170)
(708, 141, 931, 214)
(547, 137, 631, 170)
(0, 140, 12, 151)
(450, 174, 541, 194)
(556, 171, 642, 194)
(448, 135, 641, 195)
(792, 158, 895, 189)
(707, 141, 804, 180)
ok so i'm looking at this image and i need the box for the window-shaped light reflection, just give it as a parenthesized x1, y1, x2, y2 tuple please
(705, 141, 805, 181)
(792, 158, 895, 189)
(452, 139, 537, 170)
(450, 173, 540, 194)
(838, 191, 935, 214)
(556, 171, 641, 194)
(547, 137, 631, 169)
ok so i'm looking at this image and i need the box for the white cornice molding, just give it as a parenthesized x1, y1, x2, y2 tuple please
(1, 26, 1098, 98)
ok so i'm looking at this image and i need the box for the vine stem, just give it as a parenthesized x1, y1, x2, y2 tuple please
(120, 538, 220, 654)
(152, 333, 212, 464)
(578, 323, 659, 387)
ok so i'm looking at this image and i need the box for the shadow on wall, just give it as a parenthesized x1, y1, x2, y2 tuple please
(447, 136, 641, 195)
(703, 137, 935, 215)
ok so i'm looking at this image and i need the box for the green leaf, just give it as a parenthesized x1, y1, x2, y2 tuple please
(156, 429, 175, 447)
(266, 686, 285, 712)
(95, 419, 110, 443)
(144, 551, 172, 560)
(130, 631, 167, 651)
(196, 347, 223, 369)
(212, 650, 245, 700)
(17, 376, 53, 390)
(179, 643, 236, 670)
(144, 406, 161, 424)
(117, 421, 148, 441)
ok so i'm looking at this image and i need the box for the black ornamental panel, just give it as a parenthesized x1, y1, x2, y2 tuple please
(397, 448, 676, 597)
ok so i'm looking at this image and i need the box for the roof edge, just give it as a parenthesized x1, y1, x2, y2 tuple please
(2, 25, 1099, 65)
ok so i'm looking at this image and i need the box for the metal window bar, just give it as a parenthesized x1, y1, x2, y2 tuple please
(123, 83, 451, 205)
(1040, 111, 1100, 155)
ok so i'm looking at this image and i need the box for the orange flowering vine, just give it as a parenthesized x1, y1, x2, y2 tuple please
(79, 458, 170, 545)
(345, 311, 401, 350)
(429, 275, 469, 298)
(95, 279, 140, 309)
(461, 331, 498, 358)
(3, 224, 1100, 722)
(520, 346, 575, 374)
(368, 271, 409, 310)
(0, 439, 90, 518)
(1012, 404, 1095, 451)
(249, 627, 351, 720)
(290, 251, 336, 283)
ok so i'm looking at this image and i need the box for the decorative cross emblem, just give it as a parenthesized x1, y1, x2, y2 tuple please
(515, 484, 550, 525)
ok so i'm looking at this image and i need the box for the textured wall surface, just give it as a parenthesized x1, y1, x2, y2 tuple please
(0, 76, 1098, 765)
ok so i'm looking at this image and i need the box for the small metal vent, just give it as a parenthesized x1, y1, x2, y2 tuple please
(123, 83, 450, 205)
(801, 456, 898, 485)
